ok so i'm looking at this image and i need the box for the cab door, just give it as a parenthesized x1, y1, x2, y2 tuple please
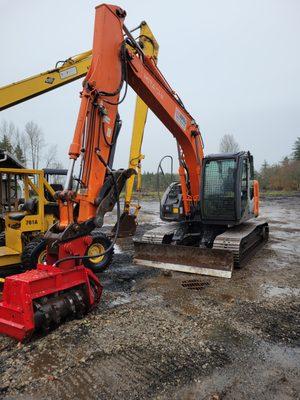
(241, 157, 249, 216)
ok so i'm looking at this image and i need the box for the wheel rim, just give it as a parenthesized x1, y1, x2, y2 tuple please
(37, 249, 47, 264)
(87, 243, 105, 264)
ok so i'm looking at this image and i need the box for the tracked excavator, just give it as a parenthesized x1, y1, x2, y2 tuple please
(135, 151, 268, 278)
(0, 4, 268, 341)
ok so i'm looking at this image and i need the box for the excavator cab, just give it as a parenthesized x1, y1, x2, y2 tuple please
(200, 151, 258, 225)
(160, 151, 259, 226)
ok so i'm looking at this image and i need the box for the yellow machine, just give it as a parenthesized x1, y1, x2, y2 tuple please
(0, 22, 159, 237)
(0, 168, 59, 274)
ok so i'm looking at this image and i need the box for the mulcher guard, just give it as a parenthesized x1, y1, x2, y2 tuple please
(134, 242, 234, 278)
(0, 236, 102, 341)
(0, 265, 102, 341)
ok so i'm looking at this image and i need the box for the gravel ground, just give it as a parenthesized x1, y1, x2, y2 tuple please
(0, 196, 299, 400)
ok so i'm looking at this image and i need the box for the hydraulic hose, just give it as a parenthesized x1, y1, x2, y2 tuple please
(156, 155, 174, 214)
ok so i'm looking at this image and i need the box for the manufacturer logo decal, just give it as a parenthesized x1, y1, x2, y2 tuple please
(143, 73, 164, 100)
(59, 66, 77, 79)
(175, 108, 187, 130)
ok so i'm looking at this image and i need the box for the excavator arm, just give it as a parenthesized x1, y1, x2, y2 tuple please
(63, 4, 202, 229)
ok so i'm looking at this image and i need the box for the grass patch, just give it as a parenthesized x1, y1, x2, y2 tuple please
(260, 190, 300, 198)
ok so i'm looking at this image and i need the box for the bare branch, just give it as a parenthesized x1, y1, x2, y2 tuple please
(219, 134, 240, 153)
(44, 144, 58, 168)
(24, 121, 45, 169)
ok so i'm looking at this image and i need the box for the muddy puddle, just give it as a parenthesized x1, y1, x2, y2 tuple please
(261, 283, 300, 298)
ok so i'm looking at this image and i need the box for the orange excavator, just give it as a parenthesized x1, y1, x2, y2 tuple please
(0, 4, 268, 341)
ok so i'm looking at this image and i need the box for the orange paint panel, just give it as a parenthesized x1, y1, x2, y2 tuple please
(253, 180, 260, 216)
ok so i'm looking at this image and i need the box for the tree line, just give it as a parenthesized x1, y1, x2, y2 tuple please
(139, 135, 300, 193)
(257, 155, 300, 191)
(219, 134, 300, 192)
(1, 122, 299, 193)
(0, 120, 62, 169)
(138, 172, 177, 194)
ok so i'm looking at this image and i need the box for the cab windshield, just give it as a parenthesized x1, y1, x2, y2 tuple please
(202, 158, 237, 220)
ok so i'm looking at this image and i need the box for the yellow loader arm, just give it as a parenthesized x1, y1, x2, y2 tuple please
(116, 21, 159, 237)
(0, 22, 159, 238)
(0, 51, 92, 111)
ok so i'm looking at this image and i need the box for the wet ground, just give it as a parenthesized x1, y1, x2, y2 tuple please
(0, 196, 299, 399)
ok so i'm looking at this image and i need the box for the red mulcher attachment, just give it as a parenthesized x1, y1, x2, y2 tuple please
(0, 236, 102, 341)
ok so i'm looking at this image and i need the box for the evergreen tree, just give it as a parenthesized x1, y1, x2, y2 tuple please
(0, 134, 13, 153)
(281, 156, 289, 167)
(14, 143, 26, 164)
(262, 160, 268, 170)
(292, 137, 300, 161)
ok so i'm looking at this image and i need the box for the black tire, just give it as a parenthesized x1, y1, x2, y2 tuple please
(0, 231, 5, 247)
(21, 237, 47, 270)
(83, 232, 113, 273)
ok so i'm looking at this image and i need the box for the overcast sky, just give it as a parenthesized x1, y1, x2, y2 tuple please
(1, 0, 299, 172)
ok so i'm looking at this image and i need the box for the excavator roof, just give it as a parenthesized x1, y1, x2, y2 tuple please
(204, 151, 248, 160)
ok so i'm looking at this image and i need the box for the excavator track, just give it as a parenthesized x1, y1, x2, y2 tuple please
(137, 223, 179, 244)
(134, 219, 268, 278)
(212, 218, 269, 266)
